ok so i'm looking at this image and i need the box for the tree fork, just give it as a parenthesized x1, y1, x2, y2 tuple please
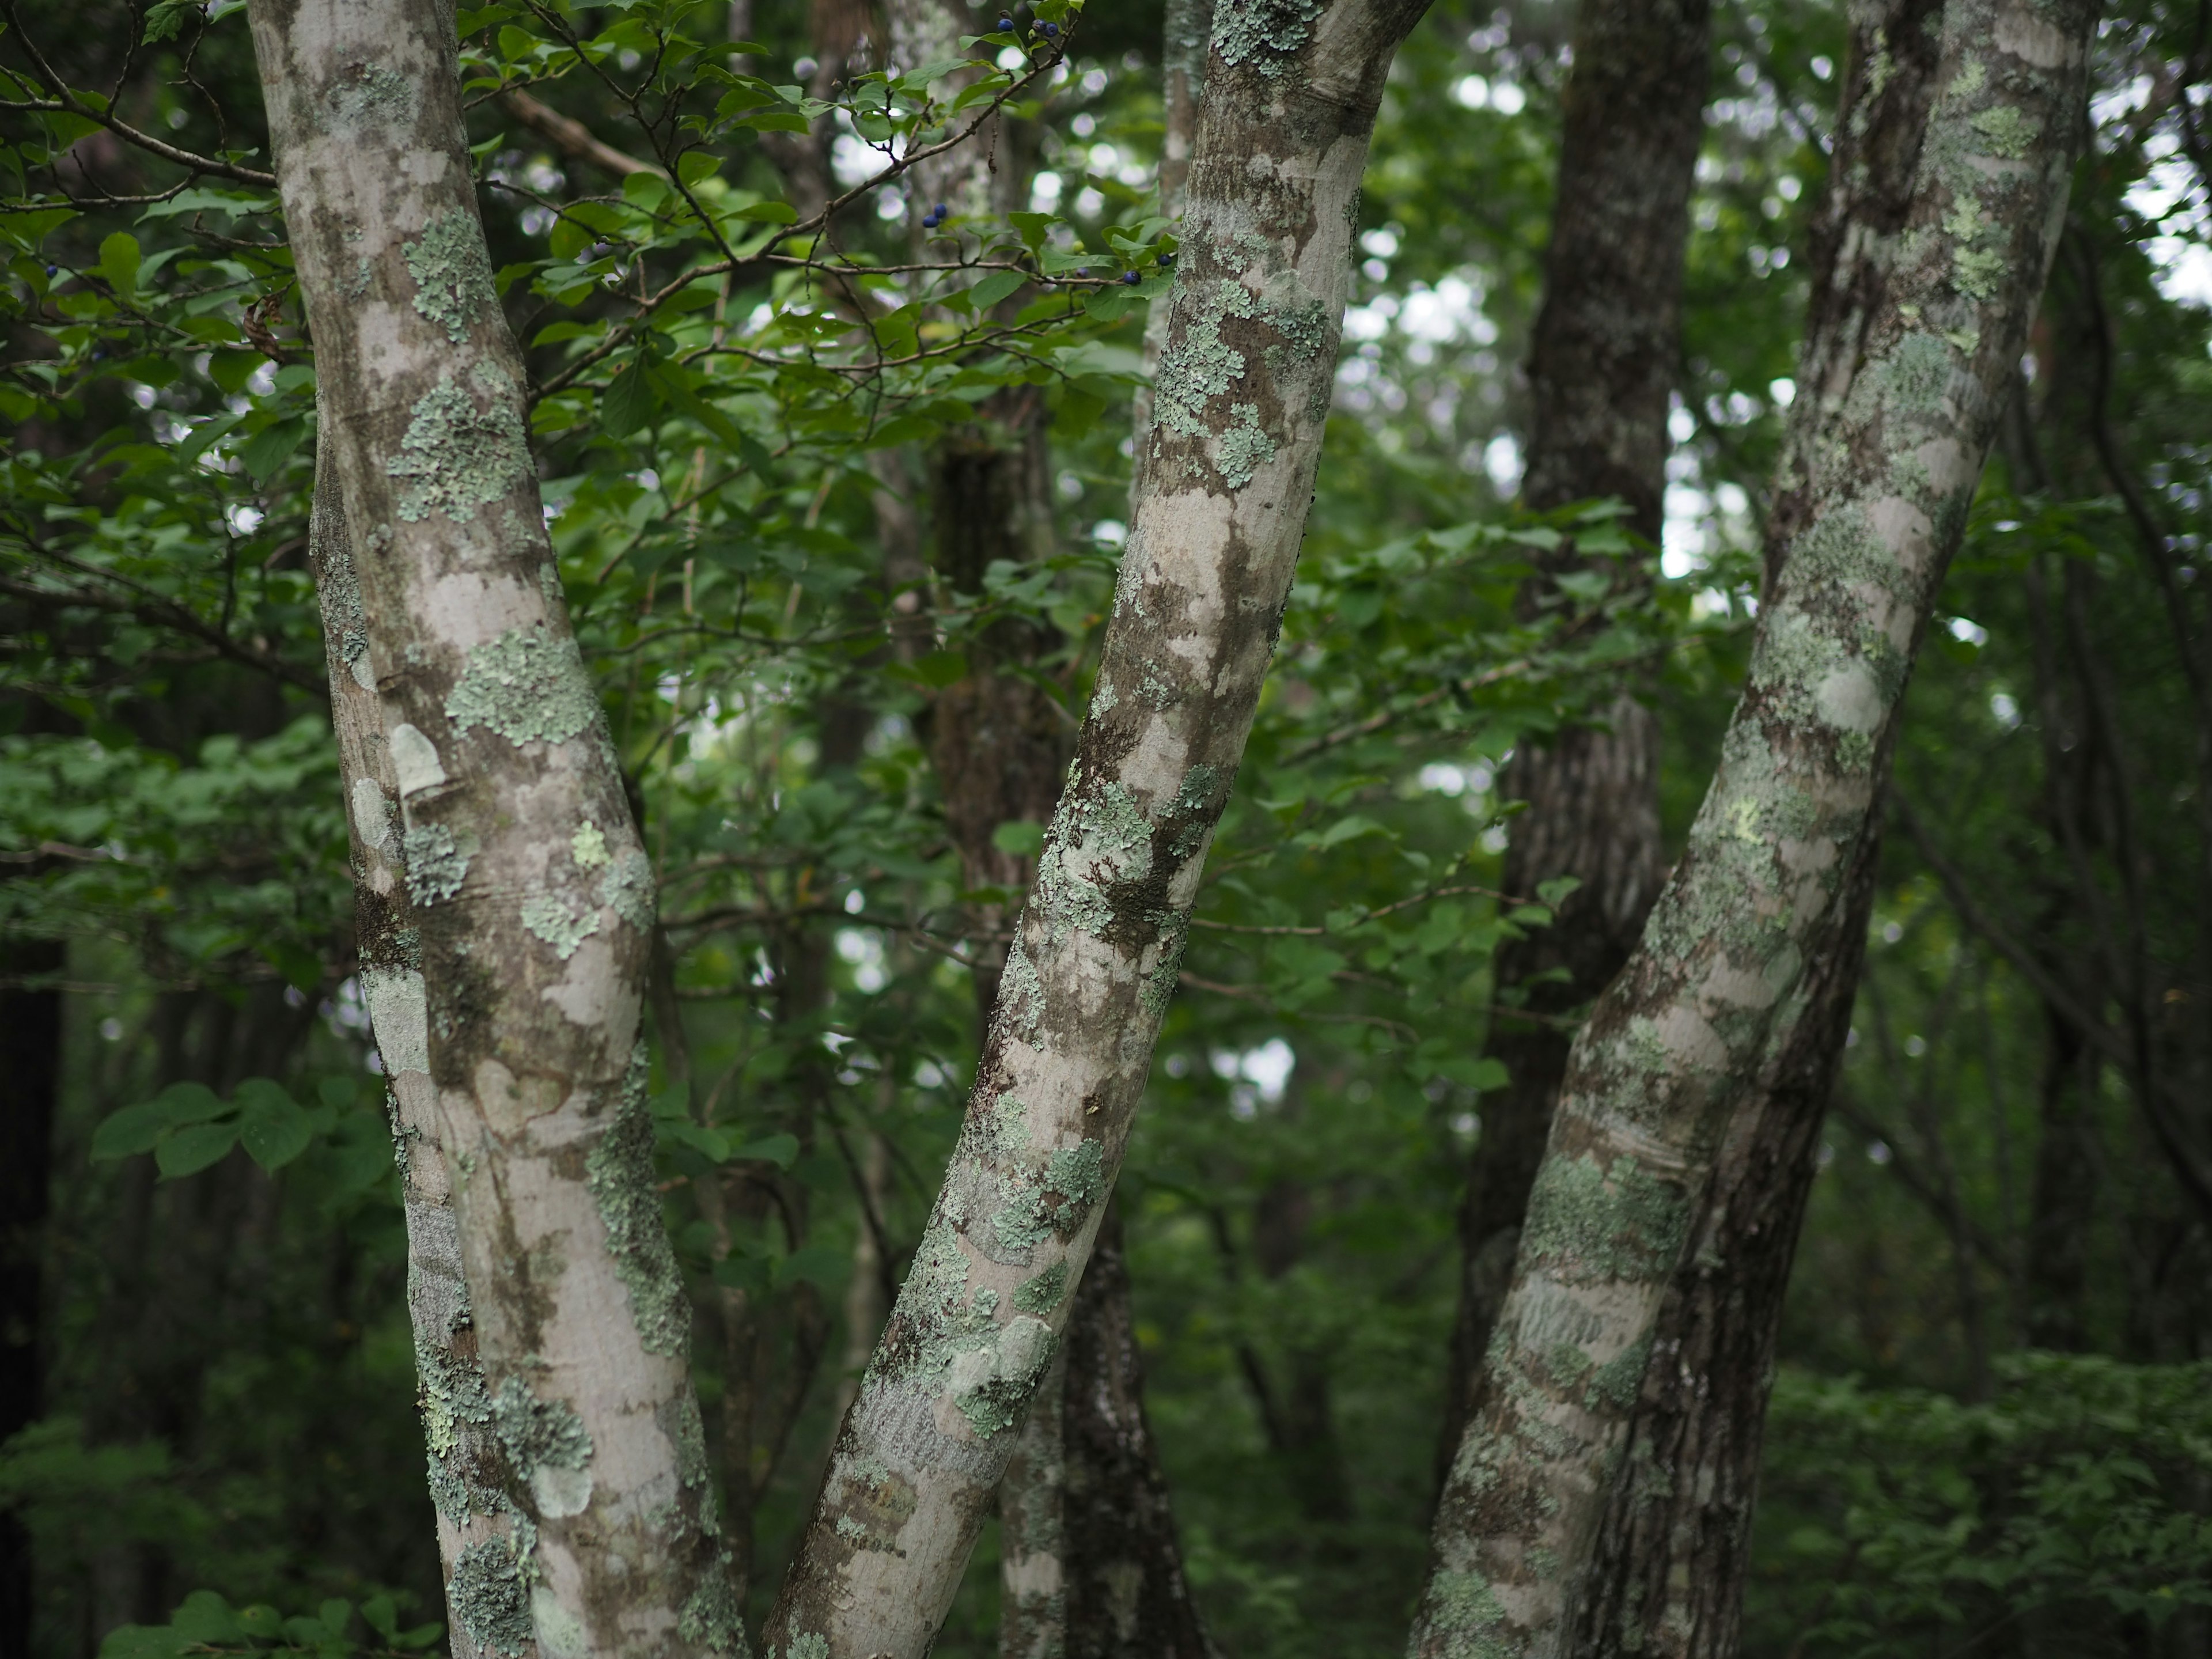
(764, 3, 1435, 1653)
(1413, 0, 2096, 1648)
(247, 5, 741, 1653)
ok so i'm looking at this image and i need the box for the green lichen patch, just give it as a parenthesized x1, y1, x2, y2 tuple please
(448, 1526, 536, 1657)
(404, 210, 498, 344)
(998, 941, 1046, 1048)
(1140, 920, 1190, 1017)
(1213, 0, 1327, 78)
(1013, 1262, 1069, 1315)
(445, 625, 599, 748)
(952, 1313, 1057, 1439)
(584, 1045, 692, 1355)
(1037, 775, 1156, 944)
(521, 889, 599, 959)
(571, 821, 610, 869)
(1583, 1335, 1654, 1413)
(1885, 331, 1955, 413)
(401, 823, 471, 906)
(1045, 1139, 1106, 1212)
(325, 63, 414, 128)
(1217, 403, 1278, 488)
(1520, 1153, 1690, 1286)
(599, 847, 657, 930)
(1155, 279, 1257, 437)
(490, 1376, 593, 1475)
(387, 366, 532, 524)
(991, 1092, 1032, 1153)
(1424, 1568, 1512, 1659)
(677, 1562, 749, 1657)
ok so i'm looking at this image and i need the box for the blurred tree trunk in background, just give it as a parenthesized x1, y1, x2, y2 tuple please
(1436, 0, 1706, 1482)
(0, 934, 62, 1658)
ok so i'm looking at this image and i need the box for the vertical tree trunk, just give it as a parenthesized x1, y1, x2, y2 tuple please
(0, 934, 62, 1658)
(1414, 0, 2094, 1649)
(308, 446, 520, 1657)
(1436, 0, 1703, 1478)
(247, 6, 739, 1653)
(766, 4, 1434, 1652)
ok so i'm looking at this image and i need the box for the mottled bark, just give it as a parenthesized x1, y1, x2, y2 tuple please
(246, 5, 739, 1654)
(1001, 9, 1221, 1645)
(309, 446, 518, 1659)
(1436, 0, 1702, 1480)
(765, 5, 1431, 1653)
(0, 934, 60, 1658)
(1414, 0, 2094, 1649)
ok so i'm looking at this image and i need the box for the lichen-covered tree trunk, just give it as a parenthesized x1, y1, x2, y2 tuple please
(763, 4, 1433, 1653)
(307, 448, 516, 1658)
(999, 6, 1218, 1647)
(245, 5, 740, 1654)
(1412, 0, 2094, 1649)
(1435, 0, 1704, 1485)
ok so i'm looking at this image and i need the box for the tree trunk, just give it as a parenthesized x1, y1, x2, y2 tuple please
(247, 5, 738, 1653)
(765, 4, 1433, 1652)
(1414, 0, 2095, 1648)
(0, 934, 62, 1658)
(998, 6, 1219, 1646)
(1436, 0, 1703, 1481)
(309, 444, 521, 1657)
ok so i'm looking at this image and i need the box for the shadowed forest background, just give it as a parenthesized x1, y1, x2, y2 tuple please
(2, 0, 2210, 1654)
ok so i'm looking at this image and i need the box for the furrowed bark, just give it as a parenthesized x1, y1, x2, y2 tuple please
(247, 6, 741, 1655)
(1435, 0, 1703, 1486)
(765, 4, 1432, 1653)
(308, 445, 517, 1658)
(1412, 0, 2094, 1649)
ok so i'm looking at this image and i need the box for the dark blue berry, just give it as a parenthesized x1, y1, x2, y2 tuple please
(1040, 19, 1059, 34)
(1121, 270, 1140, 285)
(935, 203, 949, 218)
(44, 264, 56, 276)
(997, 13, 1013, 28)
(1157, 251, 1175, 266)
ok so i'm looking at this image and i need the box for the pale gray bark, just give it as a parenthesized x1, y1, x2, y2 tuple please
(999, 9, 1217, 1646)
(309, 445, 514, 1659)
(248, 5, 740, 1654)
(1411, 0, 2095, 1649)
(763, 4, 1433, 1654)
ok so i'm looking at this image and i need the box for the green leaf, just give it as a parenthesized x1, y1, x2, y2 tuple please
(92, 1082, 230, 1160)
(317, 1599, 353, 1639)
(156, 1121, 239, 1180)
(600, 361, 660, 438)
(207, 349, 264, 394)
(970, 269, 1025, 310)
(734, 199, 798, 224)
(98, 232, 141, 295)
(1536, 876, 1582, 907)
(726, 1132, 800, 1169)
(774, 1243, 846, 1290)
(142, 0, 199, 43)
(238, 416, 306, 483)
(238, 1080, 313, 1171)
(907, 649, 969, 688)
(990, 819, 1046, 857)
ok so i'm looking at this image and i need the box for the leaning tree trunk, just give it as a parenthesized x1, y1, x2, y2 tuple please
(998, 6, 1218, 1652)
(308, 448, 518, 1657)
(1412, 0, 2094, 1649)
(764, 3, 1434, 1654)
(245, 5, 740, 1654)
(1436, 0, 1705, 1482)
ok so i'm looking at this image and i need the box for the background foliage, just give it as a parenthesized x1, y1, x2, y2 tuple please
(2, 0, 2209, 1655)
